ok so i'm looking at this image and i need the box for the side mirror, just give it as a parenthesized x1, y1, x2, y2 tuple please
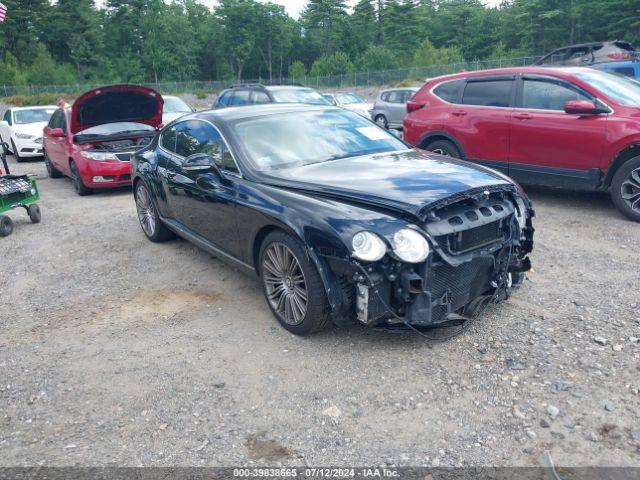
(47, 127, 66, 138)
(0, 120, 8, 127)
(182, 153, 221, 175)
(564, 100, 607, 115)
(1, 141, 10, 155)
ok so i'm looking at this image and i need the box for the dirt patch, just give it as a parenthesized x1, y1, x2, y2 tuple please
(245, 432, 292, 461)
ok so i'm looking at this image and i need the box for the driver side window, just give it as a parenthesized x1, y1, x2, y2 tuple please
(173, 120, 239, 173)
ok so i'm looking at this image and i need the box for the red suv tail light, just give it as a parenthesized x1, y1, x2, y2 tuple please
(406, 101, 424, 113)
(607, 52, 630, 60)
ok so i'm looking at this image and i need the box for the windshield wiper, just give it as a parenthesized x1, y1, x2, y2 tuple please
(326, 148, 392, 162)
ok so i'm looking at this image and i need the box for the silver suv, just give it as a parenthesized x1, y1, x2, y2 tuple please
(371, 88, 418, 129)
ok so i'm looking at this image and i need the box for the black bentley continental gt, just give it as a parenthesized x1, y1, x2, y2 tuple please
(132, 104, 534, 335)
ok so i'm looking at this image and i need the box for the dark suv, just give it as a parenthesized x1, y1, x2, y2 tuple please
(213, 84, 331, 108)
(535, 41, 638, 66)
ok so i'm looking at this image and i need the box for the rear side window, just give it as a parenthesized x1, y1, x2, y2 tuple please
(386, 90, 405, 103)
(433, 80, 464, 103)
(522, 79, 591, 111)
(250, 90, 270, 104)
(216, 92, 231, 107)
(230, 90, 250, 106)
(462, 80, 512, 107)
(380, 92, 389, 102)
(613, 67, 636, 77)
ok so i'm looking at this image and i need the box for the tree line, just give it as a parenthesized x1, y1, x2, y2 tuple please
(0, 0, 637, 87)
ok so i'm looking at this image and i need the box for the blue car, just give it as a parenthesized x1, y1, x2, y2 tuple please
(593, 60, 640, 80)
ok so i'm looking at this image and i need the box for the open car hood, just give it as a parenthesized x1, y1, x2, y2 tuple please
(71, 85, 163, 134)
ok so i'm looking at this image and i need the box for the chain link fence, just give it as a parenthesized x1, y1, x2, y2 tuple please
(0, 56, 540, 98)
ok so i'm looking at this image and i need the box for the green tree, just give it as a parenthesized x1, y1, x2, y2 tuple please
(288, 61, 307, 80)
(310, 51, 353, 77)
(301, 0, 348, 56)
(355, 45, 399, 71)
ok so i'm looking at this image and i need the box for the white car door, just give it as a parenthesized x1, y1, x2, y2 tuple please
(0, 109, 12, 144)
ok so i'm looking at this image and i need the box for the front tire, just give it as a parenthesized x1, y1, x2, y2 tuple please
(27, 204, 41, 223)
(69, 161, 92, 196)
(44, 151, 62, 178)
(0, 215, 13, 237)
(134, 181, 174, 242)
(259, 231, 331, 335)
(611, 155, 640, 222)
(11, 140, 22, 162)
(374, 114, 388, 129)
(425, 139, 461, 158)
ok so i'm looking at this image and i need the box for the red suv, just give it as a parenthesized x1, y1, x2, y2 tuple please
(404, 67, 640, 221)
(43, 85, 163, 195)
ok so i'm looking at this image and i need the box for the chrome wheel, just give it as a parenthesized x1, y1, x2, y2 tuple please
(621, 167, 640, 213)
(135, 184, 156, 237)
(262, 242, 308, 326)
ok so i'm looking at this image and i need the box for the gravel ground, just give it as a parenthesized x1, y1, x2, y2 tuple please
(1, 155, 639, 468)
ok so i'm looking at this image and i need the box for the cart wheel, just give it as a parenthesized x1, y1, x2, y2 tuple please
(0, 215, 13, 237)
(28, 204, 41, 223)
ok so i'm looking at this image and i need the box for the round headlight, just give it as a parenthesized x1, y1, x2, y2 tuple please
(392, 229, 430, 263)
(352, 231, 387, 262)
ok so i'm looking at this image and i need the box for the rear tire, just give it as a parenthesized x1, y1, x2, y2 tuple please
(44, 151, 62, 178)
(134, 181, 175, 242)
(611, 155, 640, 222)
(0, 215, 13, 237)
(69, 161, 92, 196)
(259, 230, 331, 335)
(11, 140, 22, 163)
(374, 114, 388, 129)
(425, 139, 461, 159)
(28, 204, 41, 223)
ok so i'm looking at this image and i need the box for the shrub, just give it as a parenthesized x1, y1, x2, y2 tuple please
(2, 93, 70, 107)
(288, 61, 307, 80)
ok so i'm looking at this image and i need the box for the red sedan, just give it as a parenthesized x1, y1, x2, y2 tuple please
(403, 67, 640, 221)
(43, 85, 163, 195)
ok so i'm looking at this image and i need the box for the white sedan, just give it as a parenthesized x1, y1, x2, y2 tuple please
(322, 92, 373, 118)
(0, 106, 56, 161)
(162, 95, 195, 124)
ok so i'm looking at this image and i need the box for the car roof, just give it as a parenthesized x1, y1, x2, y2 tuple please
(189, 103, 340, 123)
(428, 66, 601, 83)
(11, 105, 57, 111)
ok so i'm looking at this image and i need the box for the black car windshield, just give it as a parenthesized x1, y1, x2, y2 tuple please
(574, 69, 640, 106)
(163, 96, 192, 113)
(233, 109, 408, 171)
(269, 88, 331, 105)
(14, 108, 56, 124)
(76, 122, 155, 136)
(335, 93, 366, 104)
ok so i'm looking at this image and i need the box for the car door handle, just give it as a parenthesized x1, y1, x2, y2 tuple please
(514, 113, 533, 120)
(452, 110, 468, 116)
(166, 169, 177, 179)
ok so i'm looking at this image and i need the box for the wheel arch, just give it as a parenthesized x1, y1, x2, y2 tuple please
(417, 131, 465, 157)
(603, 144, 640, 189)
(251, 221, 350, 322)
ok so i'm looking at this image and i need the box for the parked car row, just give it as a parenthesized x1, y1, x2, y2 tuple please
(5, 54, 640, 335)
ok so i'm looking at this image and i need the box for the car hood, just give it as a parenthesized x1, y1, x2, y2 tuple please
(71, 85, 163, 134)
(12, 122, 48, 138)
(262, 149, 514, 217)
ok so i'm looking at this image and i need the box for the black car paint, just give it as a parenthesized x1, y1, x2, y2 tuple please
(132, 105, 534, 329)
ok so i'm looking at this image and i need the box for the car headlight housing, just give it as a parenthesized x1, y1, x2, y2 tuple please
(515, 196, 527, 232)
(15, 133, 33, 140)
(392, 229, 430, 263)
(81, 151, 118, 161)
(352, 231, 387, 262)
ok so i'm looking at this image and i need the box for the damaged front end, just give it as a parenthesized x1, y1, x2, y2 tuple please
(323, 185, 534, 329)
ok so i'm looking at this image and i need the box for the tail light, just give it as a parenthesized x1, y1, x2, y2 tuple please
(406, 101, 424, 113)
(607, 52, 630, 60)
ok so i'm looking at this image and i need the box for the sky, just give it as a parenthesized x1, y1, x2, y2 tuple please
(201, 0, 503, 19)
